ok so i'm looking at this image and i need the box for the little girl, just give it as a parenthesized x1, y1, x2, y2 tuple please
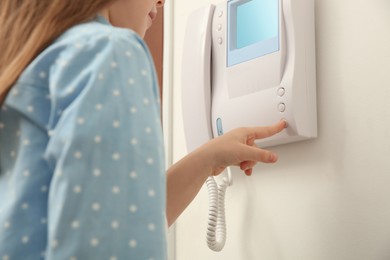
(0, 0, 286, 259)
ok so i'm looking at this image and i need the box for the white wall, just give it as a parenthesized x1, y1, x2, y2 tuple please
(168, 0, 390, 259)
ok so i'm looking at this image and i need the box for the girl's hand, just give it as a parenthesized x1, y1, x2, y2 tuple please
(166, 120, 286, 225)
(198, 120, 287, 176)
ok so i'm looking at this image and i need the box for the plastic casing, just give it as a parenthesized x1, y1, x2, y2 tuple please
(182, 0, 317, 151)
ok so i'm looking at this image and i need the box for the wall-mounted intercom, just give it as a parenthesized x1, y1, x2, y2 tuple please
(181, 0, 317, 251)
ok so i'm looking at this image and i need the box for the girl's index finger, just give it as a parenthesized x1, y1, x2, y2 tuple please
(253, 120, 287, 140)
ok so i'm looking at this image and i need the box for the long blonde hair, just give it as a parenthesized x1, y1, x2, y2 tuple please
(0, 0, 116, 103)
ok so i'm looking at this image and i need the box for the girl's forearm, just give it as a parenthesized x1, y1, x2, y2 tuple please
(166, 147, 211, 227)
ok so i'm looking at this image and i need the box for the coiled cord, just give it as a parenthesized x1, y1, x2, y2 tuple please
(205, 174, 229, 251)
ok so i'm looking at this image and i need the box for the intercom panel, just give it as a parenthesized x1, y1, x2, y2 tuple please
(182, 0, 317, 152)
(181, 0, 317, 252)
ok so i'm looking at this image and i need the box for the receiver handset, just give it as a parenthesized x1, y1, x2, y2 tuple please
(181, 4, 231, 252)
(181, 5, 214, 150)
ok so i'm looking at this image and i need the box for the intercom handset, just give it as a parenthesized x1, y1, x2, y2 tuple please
(182, 0, 317, 252)
(182, 4, 231, 252)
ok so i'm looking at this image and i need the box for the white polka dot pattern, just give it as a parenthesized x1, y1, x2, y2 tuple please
(0, 15, 167, 260)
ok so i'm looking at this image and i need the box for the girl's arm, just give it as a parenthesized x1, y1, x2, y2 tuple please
(166, 120, 286, 226)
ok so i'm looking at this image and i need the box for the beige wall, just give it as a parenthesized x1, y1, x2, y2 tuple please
(169, 0, 390, 259)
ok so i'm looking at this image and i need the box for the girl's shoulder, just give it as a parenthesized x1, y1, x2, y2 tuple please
(54, 15, 146, 55)
(51, 16, 148, 62)
(19, 16, 151, 87)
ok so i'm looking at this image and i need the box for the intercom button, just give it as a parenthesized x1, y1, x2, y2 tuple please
(278, 103, 286, 112)
(218, 37, 223, 45)
(218, 10, 223, 17)
(216, 118, 224, 136)
(217, 24, 222, 32)
(277, 87, 285, 97)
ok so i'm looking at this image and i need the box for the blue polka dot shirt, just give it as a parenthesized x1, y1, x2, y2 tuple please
(0, 16, 167, 260)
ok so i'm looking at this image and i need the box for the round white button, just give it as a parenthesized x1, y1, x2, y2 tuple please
(217, 24, 222, 31)
(218, 11, 223, 17)
(278, 103, 286, 112)
(277, 87, 285, 97)
(218, 37, 223, 45)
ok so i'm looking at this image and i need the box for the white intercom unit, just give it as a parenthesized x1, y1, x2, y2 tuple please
(181, 0, 316, 251)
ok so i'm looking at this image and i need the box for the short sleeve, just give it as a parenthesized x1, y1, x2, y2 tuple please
(43, 29, 167, 259)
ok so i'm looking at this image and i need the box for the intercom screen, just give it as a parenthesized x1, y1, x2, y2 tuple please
(236, 0, 278, 49)
(227, 0, 279, 66)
